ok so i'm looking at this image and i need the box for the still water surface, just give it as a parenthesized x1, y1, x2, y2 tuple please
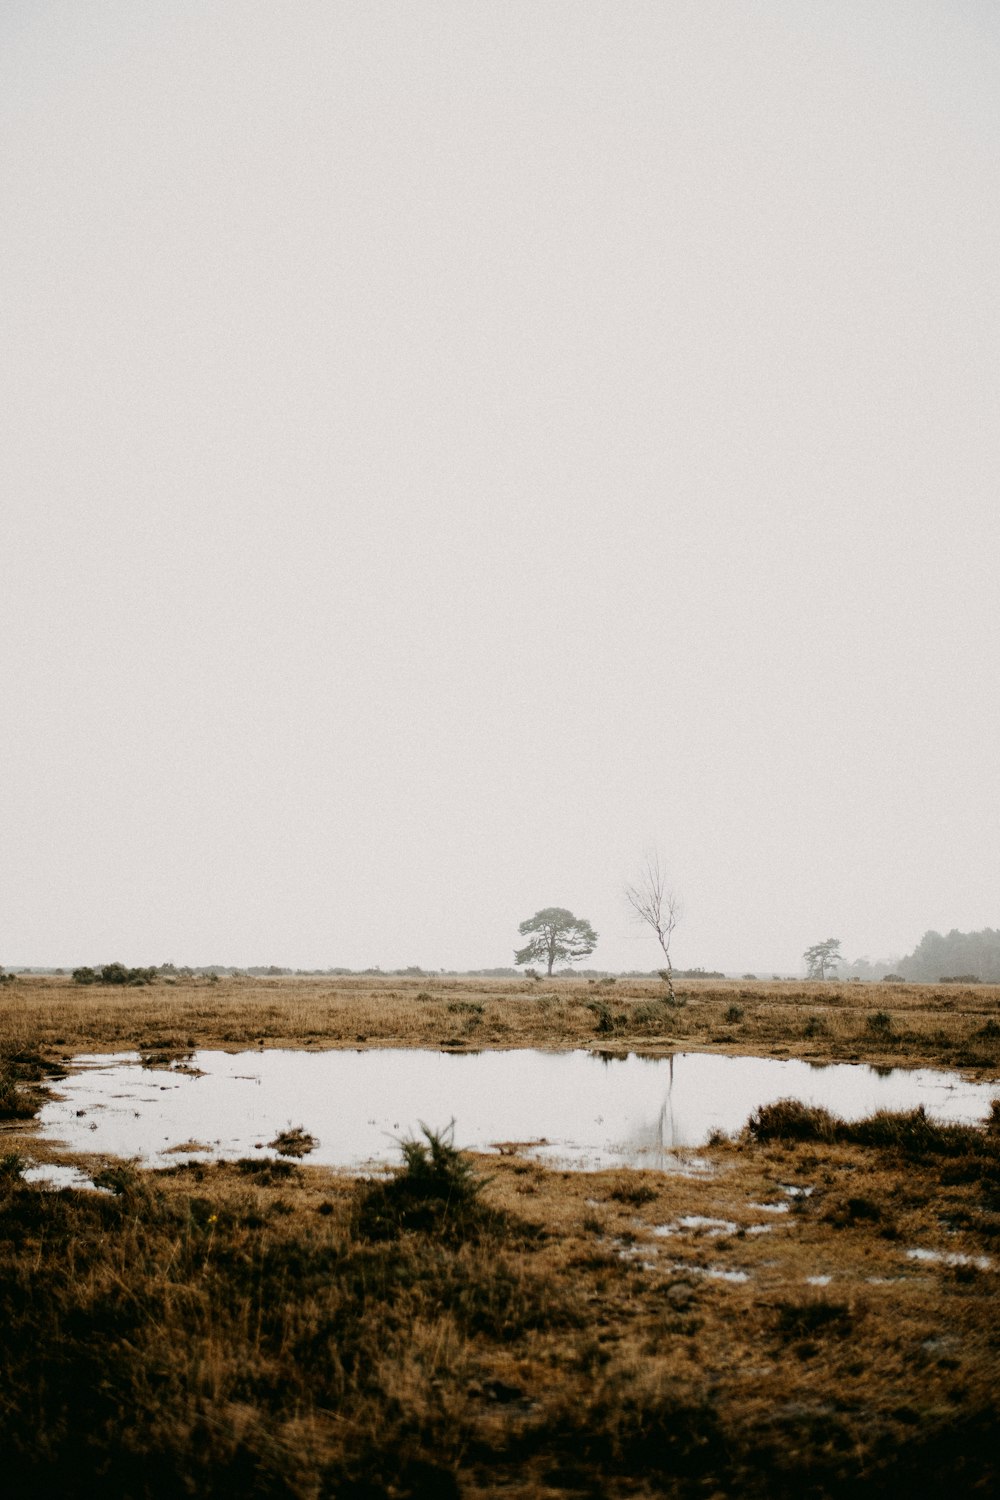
(36, 1048, 998, 1174)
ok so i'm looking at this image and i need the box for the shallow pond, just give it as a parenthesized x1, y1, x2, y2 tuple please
(34, 1047, 998, 1176)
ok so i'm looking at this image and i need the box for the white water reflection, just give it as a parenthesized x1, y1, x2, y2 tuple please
(34, 1048, 999, 1174)
(23, 1162, 104, 1192)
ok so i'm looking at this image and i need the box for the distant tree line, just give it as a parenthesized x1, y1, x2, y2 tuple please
(838, 928, 1000, 984)
(72, 963, 158, 987)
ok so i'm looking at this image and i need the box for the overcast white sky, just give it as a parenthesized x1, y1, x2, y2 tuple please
(2, 2, 998, 974)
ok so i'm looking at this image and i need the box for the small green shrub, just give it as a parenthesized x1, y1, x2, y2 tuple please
(724, 1004, 744, 1023)
(866, 1010, 895, 1036)
(353, 1123, 507, 1244)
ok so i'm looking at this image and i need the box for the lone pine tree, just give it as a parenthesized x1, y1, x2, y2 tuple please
(515, 907, 598, 976)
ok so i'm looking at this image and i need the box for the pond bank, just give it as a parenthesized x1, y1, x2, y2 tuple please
(31, 1046, 1000, 1177)
(3, 972, 999, 1078)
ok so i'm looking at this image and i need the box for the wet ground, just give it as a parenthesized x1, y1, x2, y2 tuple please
(32, 1045, 999, 1181)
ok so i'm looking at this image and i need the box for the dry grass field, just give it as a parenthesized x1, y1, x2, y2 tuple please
(1, 971, 999, 1073)
(1, 973, 998, 1496)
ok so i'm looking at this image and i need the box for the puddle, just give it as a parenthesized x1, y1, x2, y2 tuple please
(906, 1248, 994, 1272)
(667, 1262, 751, 1284)
(22, 1162, 106, 1192)
(749, 1201, 791, 1214)
(805, 1275, 833, 1286)
(653, 1216, 738, 1238)
(33, 1048, 1000, 1175)
(613, 1240, 659, 1269)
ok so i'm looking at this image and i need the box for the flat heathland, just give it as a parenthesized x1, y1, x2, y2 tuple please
(1, 974, 998, 1495)
(2, 970, 999, 1073)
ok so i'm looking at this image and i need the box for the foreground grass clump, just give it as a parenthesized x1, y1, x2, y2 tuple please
(1, 1098, 999, 1497)
(0, 1144, 553, 1496)
(353, 1122, 515, 1244)
(0, 1047, 64, 1119)
(749, 1099, 1000, 1162)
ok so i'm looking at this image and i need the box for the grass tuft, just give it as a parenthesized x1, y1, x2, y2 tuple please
(353, 1123, 516, 1246)
(268, 1125, 318, 1158)
(748, 1099, 841, 1143)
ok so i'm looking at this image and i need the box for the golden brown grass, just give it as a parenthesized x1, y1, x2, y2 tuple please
(1, 973, 997, 1494)
(2, 971, 998, 1075)
(0, 1111, 997, 1496)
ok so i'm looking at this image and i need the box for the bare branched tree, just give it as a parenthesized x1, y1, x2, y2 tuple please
(625, 853, 682, 1003)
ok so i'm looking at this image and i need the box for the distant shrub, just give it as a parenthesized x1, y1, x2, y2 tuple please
(72, 963, 157, 987)
(939, 974, 981, 985)
(866, 1010, 895, 1036)
(724, 1004, 744, 1023)
(741, 974, 757, 981)
(882, 974, 906, 983)
(524, 968, 541, 981)
(633, 995, 686, 1028)
(586, 999, 619, 1034)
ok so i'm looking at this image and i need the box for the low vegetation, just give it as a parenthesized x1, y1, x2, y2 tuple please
(0, 975, 997, 1492)
(1, 1090, 998, 1494)
(3, 971, 998, 1074)
(72, 962, 159, 986)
